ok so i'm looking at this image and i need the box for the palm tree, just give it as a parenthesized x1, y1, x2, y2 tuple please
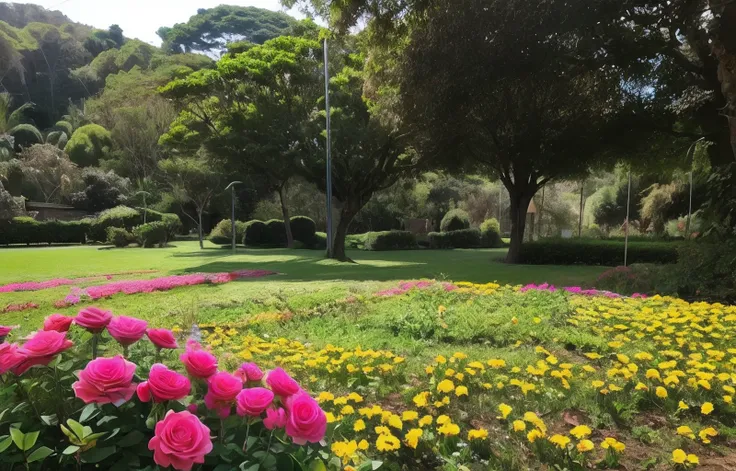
(0, 93, 42, 159)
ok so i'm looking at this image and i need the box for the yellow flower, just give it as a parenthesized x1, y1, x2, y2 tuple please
(425, 366, 435, 375)
(437, 379, 455, 393)
(452, 351, 467, 360)
(325, 412, 338, 423)
(512, 420, 526, 432)
(699, 427, 718, 444)
(687, 454, 699, 465)
(376, 434, 401, 452)
(646, 369, 661, 380)
(405, 428, 422, 449)
(570, 425, 592, 439)
(435, 355, 447, 364)
(436, 415, 450, 425)
(527, 429, 544, 443)
(635, 382, 649, 391)
(358, 439, 369, 451)
(455, 386, 468, 397)
(438, 422, 460, 436)
(413, 392, 429, 408)
(375, 425, 391, 436)
(418, 415, 433, 427)
(533, 317, 541, 324)
(677, 426, 695, 439)
(678, 401, 689, 410)
(402, 410, 418, 421)
(341, 405, 355, 415)
(577, 440, 594, 452)
(468, 429, 488, 440)
(672, 449, 687, 464)
(601, 438, 625, 452)
(591, 380, 605, 389)
(498, 403, 512, 419)
(549, 434, 570, 449)
(318, 392, 335, 402)
(701, 402, 714, 415)
(331, 440, 358, 464)
(487, 359, 506, 368)
(354, 419, 366, 432)
(725, 395, 733, 404)
(511, 316, 518, 325)
(655, 386, 668, 399)
(438, 305, 447, 314)
(388, 415, 403, 430)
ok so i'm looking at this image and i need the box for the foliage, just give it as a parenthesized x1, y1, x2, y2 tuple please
(105, 226, 133, 248)
(427, 231, 452, 249)
(446, 228, 482, 249)
(673, 241, 736, 302)
(71, 168, 130, 212)
(363, 230, 416, 251)
(88, 205, 181, 243)
(640, 183, 678, 235)
(480, 218, 502, 248)
(208, 218, 246, 245)
(132, 221, 169, 248)
(8, 124, 42, 151)
(440, 208, 470, 232)
(519, 239, 679, 266)
(157, 5, 297, 54)
(594, 264, 670, 297)
(0, 181, 24, 219)
(243, 220, 268, 246)
(265, 219, 288, 247)
(64, 124, 113, 167)
(18, 144, 81, 204)
(290, 216, 317, 243)
(0, 217, 89, 245)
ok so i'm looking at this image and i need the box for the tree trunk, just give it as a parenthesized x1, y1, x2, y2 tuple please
(277, 185, 294, 249)
(197, 210, 204, 249)
(505, 190, 533, 264)
(331, 201, 361, 262)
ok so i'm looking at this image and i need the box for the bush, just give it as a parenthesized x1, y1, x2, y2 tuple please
(0, 218, 89, 245)
(672, 241, 736, 302)
(105, 226, 133, 247)
(440, 208, 470, 232)
(208, 219, 246, 245)
(517, 239, 679, 266)
(132, 221, 169, 248)
(290, 216, 317, 243)
(480, 218, 502, 247)
(447, 228, 482, 248)
(306, 231, 328, 250)
(243, 220, 268, 246)
(363, 230, 417, 251)
(428, 231, 453, 249)
(265, 219, 287, 246)
(594, 264, 668, 296)
(64, 123, 113, 167)
(89, 206, 181, 242)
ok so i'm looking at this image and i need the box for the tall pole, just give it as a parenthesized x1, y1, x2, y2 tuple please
(142, 193, 147, 224)
(324, 38, 334, 258)
(624, 171, 632, 266)
(578, 181, 584, 237)
(225, 181, 242, 251)
(685, 137, 704, 238)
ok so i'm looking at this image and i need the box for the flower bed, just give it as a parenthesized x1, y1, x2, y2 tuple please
(0, 270, 158, 293)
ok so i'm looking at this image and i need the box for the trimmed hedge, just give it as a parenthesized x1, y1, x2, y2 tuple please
(440, 209, 470, 232)
(106, 227, 133, 248)
(363, 230, 417, 251)
(0, 217, 90, 245)
(428, 229, 482, 249)
(306, 232, 327, 250)
(208, 219, 246, 245)
(265, 219, 287, 246)
(133, 222, 169, 248)
(518, 239, 679, 266)
(290, 216, 317, 243)
(243, 220, 268, 246)
(480, 218, 502, 248)
(89, 206, 182, 242)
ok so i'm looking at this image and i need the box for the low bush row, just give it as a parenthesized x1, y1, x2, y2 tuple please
(209, 216, 320, 248)
(90, 206, 182, 242)
(363, 230, 417, 250)
(518, 238, 679, 266)
(0, 217, 90, 245)
(428, 228, 482, 249)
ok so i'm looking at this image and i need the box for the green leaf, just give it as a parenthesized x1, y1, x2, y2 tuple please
(115, 430, 144, 447)
(371, 461, 383, 470)
(9, 428, 24, 451)
(62, 445, 80, 455)
(22, 431, 39, 451)
(0, 435, 12, 453)
(213, 465, 237, 471)
(56, 360, 75, 371)
(96, 415, 117, 426)
(240, 463, 260, 471)
(27, 446, 53, 463)
(81, 445, 116, 463)
(308, 459, 327, 471)
(40, 415, 58, 426)
(80, 403, 98, 423)
(66, 419, 85, 440)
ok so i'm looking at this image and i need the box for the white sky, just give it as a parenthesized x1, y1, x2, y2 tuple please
(12, 0, 304, 45)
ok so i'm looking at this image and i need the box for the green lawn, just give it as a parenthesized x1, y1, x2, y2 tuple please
(0, 241, 606, 332)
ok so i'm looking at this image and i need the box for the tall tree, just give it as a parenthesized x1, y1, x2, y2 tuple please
(19, 144, 81, 203)
(157, 6, 297, 56)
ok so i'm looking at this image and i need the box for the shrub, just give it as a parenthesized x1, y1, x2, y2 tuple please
(440, 208, 470, 232)
(363, 230, 417, 251)
(428, 231, 453, 249)
(672, 241, 736, 302)
(89, 206, 181, 242)
(517, 239, 678, 266)
(594, 264, 668, 296)
(305, 231, 327, 250)
(105, 226, 133, 247)
(64, 123, 113, 167)
(480, 218, 502, 248)
(0, 218, 89, 245)
(290, 216, 317, 243)
(132, 221, 169, 248)
(447, 228, 482, 248)
(8, 124, 43, 151)
(208, 219, 246, 245)
(243, 220, 268, 246)
(265, 219, 287, 246)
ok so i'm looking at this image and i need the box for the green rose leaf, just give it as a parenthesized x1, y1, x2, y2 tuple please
(27, 446, 54, 463)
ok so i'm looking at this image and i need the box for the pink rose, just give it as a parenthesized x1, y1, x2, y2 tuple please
(204, 371, 242, 418)
(180, 342, 217, 379)
(236, 387, 274, 417)
(72, 355, 137, 406)
(0, 325, 13, 340)
(138, 364, 191, 402)
(74, 307, 113, 333)
(148, 410, 213, 471)
(235, 362, 264, 382)
(107, 316, 148, 346)
(264, 407, 287, 430)
(14, 330, 73, 375)
(43, 314, 75, 332)
(284, 392, 327, 445)
(266, 367, 300, 397)
(0, 343, 24, 374)
(146, 328, 178, 349)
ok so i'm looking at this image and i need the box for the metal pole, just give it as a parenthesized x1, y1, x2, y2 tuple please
(578, 181, 584, 237)
(685, 137, 704, 238)
(142, 194, 147, 224)
(324, 38, 333, 258)
(624, 171, 632, 267)
(224, 181, 242, 251)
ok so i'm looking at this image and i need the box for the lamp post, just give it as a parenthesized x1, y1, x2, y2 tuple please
(135, 191, 151, 223)
(324, 38, 333, 258)
(624, 171, 631, 266)
(685, 137, 705, 239)
(225, 181, 242, 251)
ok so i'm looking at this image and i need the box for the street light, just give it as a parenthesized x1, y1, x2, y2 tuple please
(224, 181, 242, 251)
(324, 38, 334, 258)
(135, 191, 151, 223)
(685, 137, 705, 238)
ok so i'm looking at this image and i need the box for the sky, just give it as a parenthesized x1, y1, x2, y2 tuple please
(12, 0, 304, 45)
